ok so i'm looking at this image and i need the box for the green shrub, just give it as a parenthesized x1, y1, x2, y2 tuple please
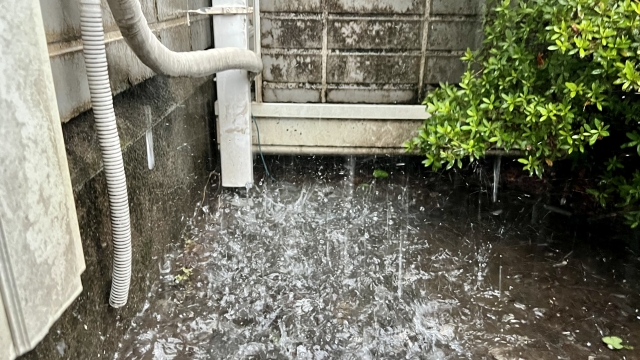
(406, 0, 640, 226)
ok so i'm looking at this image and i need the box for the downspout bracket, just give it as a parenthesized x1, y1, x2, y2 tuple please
(184, 6, 254, 26)
(186, 6, 254, 16)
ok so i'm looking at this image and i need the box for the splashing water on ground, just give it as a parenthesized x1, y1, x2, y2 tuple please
(115, 156, 640, 360)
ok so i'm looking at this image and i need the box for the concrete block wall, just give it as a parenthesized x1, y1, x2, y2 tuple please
(42, 0, 213, 122)
(16, 2, 218, 358)
(260, 0, 484, 104)
(19, 76, 216, 360)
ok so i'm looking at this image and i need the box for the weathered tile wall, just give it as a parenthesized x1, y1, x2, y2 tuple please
(260, 0, 484, 103)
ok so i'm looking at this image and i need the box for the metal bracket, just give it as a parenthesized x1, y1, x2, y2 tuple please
(185, 6, 254, 26)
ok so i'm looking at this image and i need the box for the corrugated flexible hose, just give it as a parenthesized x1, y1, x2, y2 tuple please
(106, 0, 263, 76)
(80, 0, 132, 308)
(79, 0, 262, 308)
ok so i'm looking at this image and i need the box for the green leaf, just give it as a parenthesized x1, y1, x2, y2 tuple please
(373, 170, 389, 179)
(602, 336, 633, 350)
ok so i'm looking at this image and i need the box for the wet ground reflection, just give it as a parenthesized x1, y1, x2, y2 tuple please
(116, 156, 640, 359)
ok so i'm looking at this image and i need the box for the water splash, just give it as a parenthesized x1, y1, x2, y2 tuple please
(492, 155, 502, 203)
(115, 157, 640, 360)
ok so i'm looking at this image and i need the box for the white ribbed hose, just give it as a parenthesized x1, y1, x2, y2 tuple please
(80, 0, 132, 308)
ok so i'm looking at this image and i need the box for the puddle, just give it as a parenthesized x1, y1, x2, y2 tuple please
(116, 156, 640, 359)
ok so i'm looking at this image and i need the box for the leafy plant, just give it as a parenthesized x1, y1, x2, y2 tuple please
(373, 169, 389, 179)
(406, 0, 640, 226)
(174, 267, 193, 283)
(603, 335, 634, 350)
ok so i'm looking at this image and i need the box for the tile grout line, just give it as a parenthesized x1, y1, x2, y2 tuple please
(261, 13, 472, 21)
(261, 48, 465, 56)
(417, 0, 431, 101)
(321, 0, 329, 103)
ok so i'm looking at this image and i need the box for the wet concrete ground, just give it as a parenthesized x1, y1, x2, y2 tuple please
(115, 156, 640, 359)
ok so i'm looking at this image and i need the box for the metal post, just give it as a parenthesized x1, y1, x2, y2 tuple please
(213, 0, 254, 187)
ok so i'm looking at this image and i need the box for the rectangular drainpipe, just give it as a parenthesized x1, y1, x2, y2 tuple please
(213, 0, 254, 187)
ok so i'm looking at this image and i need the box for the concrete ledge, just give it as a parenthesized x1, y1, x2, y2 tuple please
(252, 117, 423, 147)
(251, 117, 423, 155)
(248, 103, 427, 155)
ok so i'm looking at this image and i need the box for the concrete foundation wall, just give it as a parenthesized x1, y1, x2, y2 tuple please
(13, 2, 218, 358)
(43, 0, 213, 122)
(19, 76, 216, 360)
(260, 0, 484, 103)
